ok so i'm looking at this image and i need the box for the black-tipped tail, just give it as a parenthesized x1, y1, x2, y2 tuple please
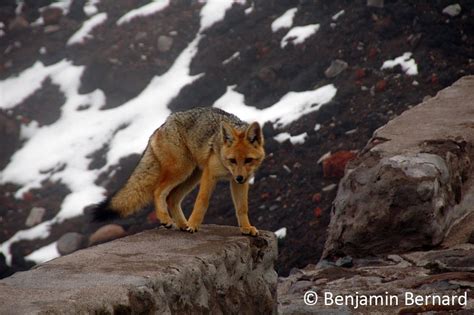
(91, 198, 121, 222)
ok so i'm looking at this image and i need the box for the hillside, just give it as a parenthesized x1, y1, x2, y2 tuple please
(1, 0, 473, 278)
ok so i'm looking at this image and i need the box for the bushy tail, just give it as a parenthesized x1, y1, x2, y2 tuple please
(92, 145, 159, 222)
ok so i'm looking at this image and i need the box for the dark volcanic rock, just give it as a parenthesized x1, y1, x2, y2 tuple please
(0, 111, 20, 170)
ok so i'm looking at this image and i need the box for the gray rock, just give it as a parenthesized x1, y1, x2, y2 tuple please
(57, 232, 86, 255)
(25, 207, 46, 227)
(324, 59, 348, 78)
(157, 35, 173, 52)
(335, 256, 353, 268)
(442, 4, 462, 17)
(0, 225, 277, 314)
(278, 245, 474, 314)
(323, 76, 474, 258)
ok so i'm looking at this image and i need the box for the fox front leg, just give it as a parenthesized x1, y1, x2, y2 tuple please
(186, 168, 216, 233)
(230, 181, 259, 236)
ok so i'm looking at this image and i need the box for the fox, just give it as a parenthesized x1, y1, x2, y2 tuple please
(93, 107, 265, 236)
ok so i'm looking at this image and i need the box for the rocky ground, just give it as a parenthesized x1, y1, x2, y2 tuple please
(1, 0, 473, 279)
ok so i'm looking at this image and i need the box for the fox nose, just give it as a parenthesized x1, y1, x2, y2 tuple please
(235, 175, 244, 184)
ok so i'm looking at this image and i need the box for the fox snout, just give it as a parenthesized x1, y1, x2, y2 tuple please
(235, 175, 245, 184)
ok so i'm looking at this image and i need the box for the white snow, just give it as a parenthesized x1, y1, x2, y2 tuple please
(48, 0, 74, 14)
(332, 10, 345, 21)
(222, 51, 240, 65)
(25, 242, 60, 264)
(281, 24, 320, 48)
(314, 123, 321, 131)
(67, 13, 108, 46)
(0, 61, 70, 110)
(0, 0, 240, 267)
(245, 3, 254, 15)
(381, 52, 418, 76)
(117, 0, 170, 25)
(214, 84, 336, 128)
(84, 0, 101, 16)
(274, 227, 287, 239)
(317, 151, 331, 164)
(274, 132, 308, 145)
(199, 0, 245, 32)
(271, 8, 297, 32)
(0, 221, 52, 265)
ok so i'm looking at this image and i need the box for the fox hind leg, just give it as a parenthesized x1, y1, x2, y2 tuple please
(167, 168, 202, 230)
(154, 160, 195, 228)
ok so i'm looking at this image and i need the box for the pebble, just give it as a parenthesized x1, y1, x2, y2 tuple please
(442, 4, 461, 17)
(57, 232, 86, 255)
(42, 7, 63, 25)
(324, 59, 348, 78)
(336, 256, 353, 267)
(25, 207, 46, 227)
(367, 0, 384, 8)
(157, 35, 173, 52)
(322, 183, 337, 192)
(89, 224, 126, 246)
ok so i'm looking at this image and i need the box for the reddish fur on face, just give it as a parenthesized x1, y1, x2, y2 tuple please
(220, 123, 265, 183)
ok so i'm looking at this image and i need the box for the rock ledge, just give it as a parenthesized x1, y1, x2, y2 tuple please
(0, 225, 277, 314)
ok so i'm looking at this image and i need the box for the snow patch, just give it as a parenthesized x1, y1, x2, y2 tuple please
(332, 10, 345, 21)
(67, 13, 108, 46)
(274, 227, 287, 239)
(381, 52, 418, 76)
(117, 0, 170, 25)
(25, 242, 60, 264)
(274, 132, 308, 145)
(199, 0, 245, 32)
(48, 0, 74, 14)
(281, 24, 320, 48)
(84, 0, 102, 16)
(271, 8, 297, 32)
(245, 3, 254, 15)
(214, 84, 336, 128)
(222, 51, 240, 65)
(0, 61, 70, 110)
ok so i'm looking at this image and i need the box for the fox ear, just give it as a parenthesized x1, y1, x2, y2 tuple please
(221, 121, 234, 145)
(246, 122, 263, 145)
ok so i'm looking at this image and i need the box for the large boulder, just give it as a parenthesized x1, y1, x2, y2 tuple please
(0, 225, 277, 314)
(323, 76, 474, 258)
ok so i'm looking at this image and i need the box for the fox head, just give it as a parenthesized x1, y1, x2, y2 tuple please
(220, 121, 265, 184)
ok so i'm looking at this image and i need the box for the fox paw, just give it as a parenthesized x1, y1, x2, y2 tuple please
(240, 226, 259, 236)
(175, 220, 188, 231)
(161, 222, 173, 229)
(185, 225, 199, 233)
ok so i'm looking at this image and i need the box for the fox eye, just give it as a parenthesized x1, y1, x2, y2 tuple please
(244, 158, 253, 164)
(229, 158, 237, 164)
